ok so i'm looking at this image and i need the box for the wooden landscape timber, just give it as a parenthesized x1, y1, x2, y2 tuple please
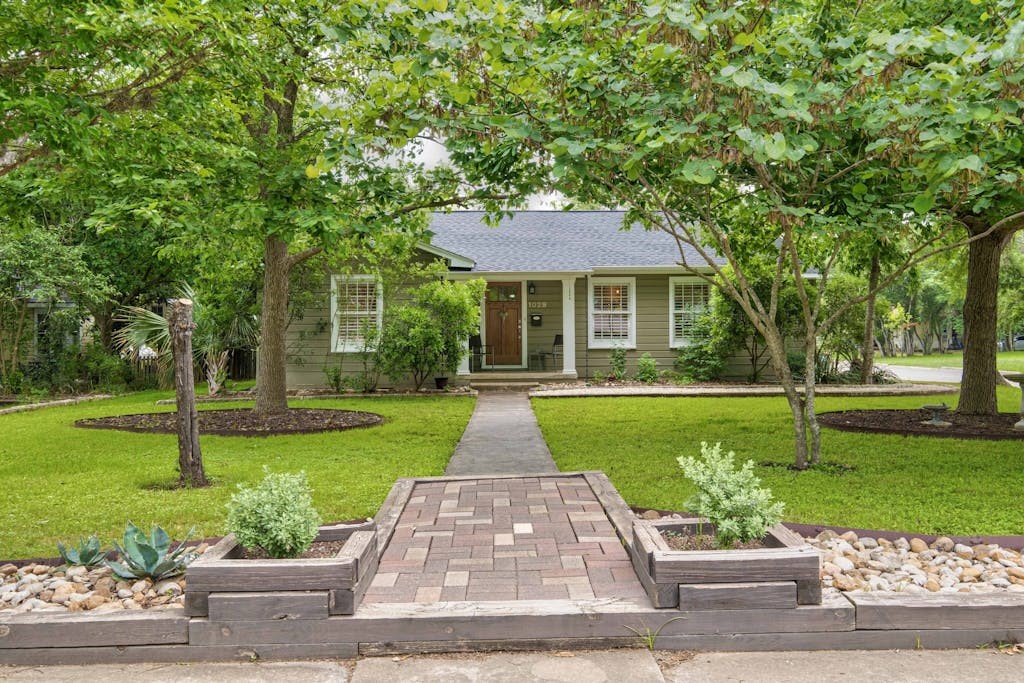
(621, 517, 822, 610)
(184, 520, 375, 618)
(4, 473, 1024, 664)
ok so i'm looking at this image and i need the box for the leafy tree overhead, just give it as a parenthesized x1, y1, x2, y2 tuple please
(148, 0, 531, 415)
(474, 0, 1019, 467)
(0, 1, 237, 177)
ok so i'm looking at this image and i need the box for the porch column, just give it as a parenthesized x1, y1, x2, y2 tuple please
(457, 336, 471, 377)
(561, 276, 578, 378)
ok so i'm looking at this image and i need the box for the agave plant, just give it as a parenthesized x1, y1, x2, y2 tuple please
(57, 535, 109, 568)
(106, 522, 198, 581)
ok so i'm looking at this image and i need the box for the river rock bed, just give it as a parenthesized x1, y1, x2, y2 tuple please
(0, 544, 207, 616)
(811, 530, 1024, 595)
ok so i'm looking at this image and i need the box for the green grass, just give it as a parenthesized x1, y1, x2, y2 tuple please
(533, 388, 1024, 536)
(879, 350, 1024, 373)
(0, 392, 475, 559)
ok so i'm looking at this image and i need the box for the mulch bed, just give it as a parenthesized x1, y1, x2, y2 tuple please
(662, 531, 765, 551)
(75, 408, 384, 437)
(239, 539, 347, 560)
(818, 408, 1024, 441)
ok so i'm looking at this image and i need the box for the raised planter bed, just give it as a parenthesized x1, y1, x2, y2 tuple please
(184, 520, 377, 619)
(631, 518, 821, 609)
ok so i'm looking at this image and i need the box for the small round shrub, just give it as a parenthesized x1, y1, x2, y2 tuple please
(226, 468, 321, 558)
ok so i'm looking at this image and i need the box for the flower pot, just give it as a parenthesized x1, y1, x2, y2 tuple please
(434, 376, 449, 390)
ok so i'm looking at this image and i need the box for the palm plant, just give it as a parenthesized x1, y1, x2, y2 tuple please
(114, 284, 256, 395)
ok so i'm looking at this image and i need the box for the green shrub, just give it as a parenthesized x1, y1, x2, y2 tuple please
(677, 442, 785, 548)
(609, 347, 628, 380)
(226, 468, 321, 558)
(377, 279, 486, 389)
(635, 352, 658, 384)
(73, 344, 130, 392)
(107, 522, 197, 581)
(674, 314, 726, 382)
(324, 366, 346, 393)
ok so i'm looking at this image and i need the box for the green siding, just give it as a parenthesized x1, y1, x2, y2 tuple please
(285, 269, 779, 388)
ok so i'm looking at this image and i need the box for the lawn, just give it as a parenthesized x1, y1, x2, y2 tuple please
(0, 392, 475, 559)
(533, 387, 1024, 536)
(879, 350, 1024, 373)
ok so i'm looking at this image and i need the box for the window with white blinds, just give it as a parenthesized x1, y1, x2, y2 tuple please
(331, 275, 382, 353)
(588, 277, 636, 348)
(670, 278, 710, 348)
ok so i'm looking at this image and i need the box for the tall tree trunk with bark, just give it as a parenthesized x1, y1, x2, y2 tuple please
(958, 223, 1013, 415)
(169, 298, 207, 488)
(255, 235, 291, 415)
(860, 253, 880, 384)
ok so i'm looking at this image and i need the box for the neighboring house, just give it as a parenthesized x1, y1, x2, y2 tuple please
(286, 210, 743, 388)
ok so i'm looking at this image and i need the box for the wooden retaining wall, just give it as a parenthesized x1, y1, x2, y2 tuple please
(2, 473, 1023, 663)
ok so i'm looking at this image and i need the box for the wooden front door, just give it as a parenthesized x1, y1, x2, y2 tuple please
(485, 282, 522, 366)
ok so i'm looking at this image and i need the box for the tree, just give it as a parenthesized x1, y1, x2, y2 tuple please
(145, 0, 526, 416)
(0, 224, 106, 388)
(476, 0, 1013, 467)
(0, 1, 236, 177)
(895, 0, 1024, 414)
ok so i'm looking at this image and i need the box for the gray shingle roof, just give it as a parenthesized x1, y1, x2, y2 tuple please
(427, 211, 722, 273)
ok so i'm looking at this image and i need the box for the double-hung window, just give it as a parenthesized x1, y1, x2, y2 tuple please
(588, 277, 636, 348)
(331, 275, 382, 353)
(669, 277, 710, 348)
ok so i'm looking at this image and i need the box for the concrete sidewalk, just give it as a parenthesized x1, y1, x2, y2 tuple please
(5, 649, 1023, 682)
(445, 393, 557, 476)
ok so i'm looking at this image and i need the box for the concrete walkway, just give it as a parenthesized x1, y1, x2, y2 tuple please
(6, 649, 1023, 682)
(445, 393, 557, 476)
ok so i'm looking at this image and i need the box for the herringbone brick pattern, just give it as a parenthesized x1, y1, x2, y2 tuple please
(363, 477, 645, 603)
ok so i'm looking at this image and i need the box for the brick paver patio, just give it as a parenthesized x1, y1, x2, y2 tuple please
(362, 476, 646, 604)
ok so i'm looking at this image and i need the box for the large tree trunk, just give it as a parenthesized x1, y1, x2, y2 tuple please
(958, 226, 1012, 415)
(169, 299, 207, 488)
(255, 235, 290, 415)
(860, 253, 880, 384)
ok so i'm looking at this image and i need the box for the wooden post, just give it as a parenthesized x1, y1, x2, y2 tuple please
(168, 299, 208, 488)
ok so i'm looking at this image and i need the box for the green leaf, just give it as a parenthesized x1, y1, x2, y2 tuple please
(764, 133, 787, 161)
(731, 70, 754, 88)
(913, 193, 935, 215)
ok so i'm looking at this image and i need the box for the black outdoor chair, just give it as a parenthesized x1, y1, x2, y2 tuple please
(469, 334, 492, 371)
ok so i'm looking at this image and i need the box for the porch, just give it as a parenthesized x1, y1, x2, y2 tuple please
(454, 276, 581, 380)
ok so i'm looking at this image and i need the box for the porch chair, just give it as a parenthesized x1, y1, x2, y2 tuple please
(537, 334, 563, 371)
(468, 334, 492, 371)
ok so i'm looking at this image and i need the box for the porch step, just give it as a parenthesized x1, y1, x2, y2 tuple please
(469, 381, 540, 393)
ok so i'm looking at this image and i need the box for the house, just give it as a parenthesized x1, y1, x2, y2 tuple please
(285, 210, 732, 388)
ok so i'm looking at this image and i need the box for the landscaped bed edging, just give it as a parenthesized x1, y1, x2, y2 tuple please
(629, 518, 821, 609)
(184, 520, 376, 619)
(4, 472, 1024, 663)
